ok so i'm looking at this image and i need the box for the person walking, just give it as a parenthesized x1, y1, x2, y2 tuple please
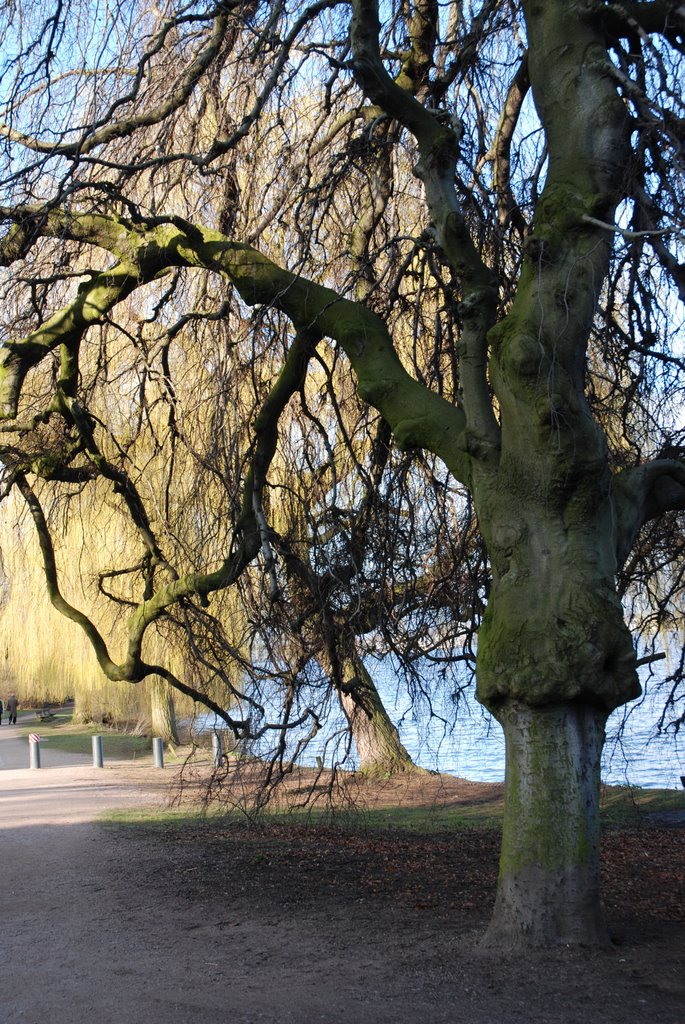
(7, 694, 17, 725)
(0, 696, 4, 725)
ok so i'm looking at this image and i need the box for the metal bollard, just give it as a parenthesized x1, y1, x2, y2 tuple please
(153, 736, 164, 769)
(212, 732, 223, 769)
(29, 733, 41, 769)
(92, 734, 104, 768)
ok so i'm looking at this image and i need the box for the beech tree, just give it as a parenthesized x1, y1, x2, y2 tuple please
(0, 0, 684, 949)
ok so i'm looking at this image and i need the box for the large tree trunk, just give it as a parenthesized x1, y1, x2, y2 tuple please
(350, 0, 641, 950)
(336, 657, 424, 776)
(150, 676, 179, 744)
(482, 700, 609, 948)
(473, 503, 639, 948)
(72, 687, 93, 724)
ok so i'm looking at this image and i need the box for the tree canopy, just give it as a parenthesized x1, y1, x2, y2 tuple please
(0, 0, 684, 948)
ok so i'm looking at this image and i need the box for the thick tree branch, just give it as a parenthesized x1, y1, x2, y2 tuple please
(488, 53, 530, 232)
(13, 472, 138, 681)
(349, 0, 500, 460)
(0, 206, 473, 483)
(599, 1, 685, 51)
(613, 458, 685, 565)
(7, 280, 323, 705)
(487, 0, 631, 456)
(396, 0, 439, 99)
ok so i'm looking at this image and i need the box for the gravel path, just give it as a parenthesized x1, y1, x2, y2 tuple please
(0, 720, 92, 771)
(0, 723, 177, 1023)
(1, 722, 683, 1024)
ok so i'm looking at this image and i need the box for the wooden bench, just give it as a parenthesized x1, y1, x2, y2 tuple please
(35, 708, 56, 721)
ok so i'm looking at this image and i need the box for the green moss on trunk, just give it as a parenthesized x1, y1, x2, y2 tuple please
(482, 700, 609, 949)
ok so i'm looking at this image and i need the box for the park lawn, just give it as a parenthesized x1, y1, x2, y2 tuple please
(331, 784, 684, 829)
(13, 708, 152, 761)
(599, 782, 684, 824)
(101, 803, 507, 833)
(103, 777, 684, 832)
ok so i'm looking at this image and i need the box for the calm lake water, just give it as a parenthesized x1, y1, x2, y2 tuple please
(198, 663, 685, 790)
(377, 685, 685, 790)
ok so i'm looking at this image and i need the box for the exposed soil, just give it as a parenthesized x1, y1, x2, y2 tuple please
(1, 747, 683, 1024)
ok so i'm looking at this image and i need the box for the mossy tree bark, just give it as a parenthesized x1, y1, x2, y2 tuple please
(349, 0, 684, 946)
(471, 459, 640, 942)
(465, 1, 637, 946)
(482, 701, 609, 948)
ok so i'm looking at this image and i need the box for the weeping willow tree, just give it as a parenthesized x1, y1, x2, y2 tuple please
(0, 488, 191, 736)
(0, 518, 106, 709)
(0, 1, 471, 773)
(0, 0, 684, 950)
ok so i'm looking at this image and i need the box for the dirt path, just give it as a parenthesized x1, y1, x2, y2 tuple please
(0, 723, 683, 1023)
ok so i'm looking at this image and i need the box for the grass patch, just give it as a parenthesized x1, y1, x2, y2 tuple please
(600, 784, 684, 825)
(100, 800, 502, 834)
(103, 805, 222, 829)
(100, 780, 684, 835)
(351, 802, 504, 831)
(13, 708, 151, 761)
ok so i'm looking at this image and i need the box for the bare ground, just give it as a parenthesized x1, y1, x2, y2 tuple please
(1, 752, 683, 1024)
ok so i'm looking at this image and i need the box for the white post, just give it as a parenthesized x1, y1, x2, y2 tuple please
(153, 737, 164, 768)
(29, 734, 41, 769)
(92, 734, 104, 768)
